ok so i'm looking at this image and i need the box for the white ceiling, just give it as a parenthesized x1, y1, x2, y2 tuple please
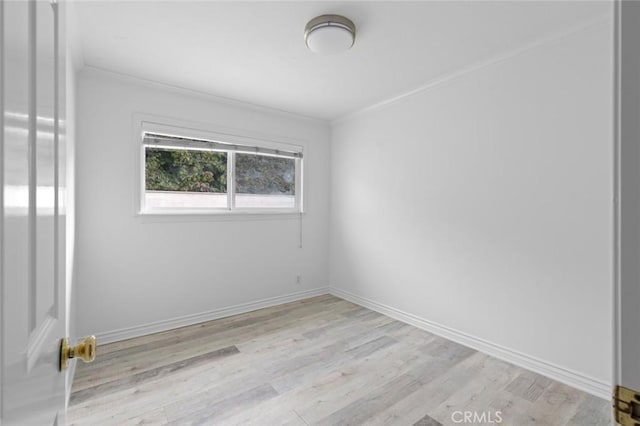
(74, 1, 611, 121)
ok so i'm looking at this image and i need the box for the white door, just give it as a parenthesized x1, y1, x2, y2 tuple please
(616, 0, 640, 424)
(1, 0, 68, 425)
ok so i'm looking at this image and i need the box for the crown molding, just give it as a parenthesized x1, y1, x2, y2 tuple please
(333, 14, 613, 126)
(79, 65, 328, 125)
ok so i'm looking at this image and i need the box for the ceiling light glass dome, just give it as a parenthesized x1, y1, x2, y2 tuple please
(304, 15, 356, 55)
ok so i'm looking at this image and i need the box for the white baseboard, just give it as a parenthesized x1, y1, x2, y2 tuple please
(96, 287, 330, 345)
(329, 287, 611, 400)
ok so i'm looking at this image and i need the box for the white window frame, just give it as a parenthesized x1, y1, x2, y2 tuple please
(135, 118, 304, 216)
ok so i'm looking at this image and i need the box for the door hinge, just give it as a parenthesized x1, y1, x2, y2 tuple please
(615, 385, 640, 425)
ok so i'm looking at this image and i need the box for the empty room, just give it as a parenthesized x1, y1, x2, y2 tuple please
(2, 0, 639, 425)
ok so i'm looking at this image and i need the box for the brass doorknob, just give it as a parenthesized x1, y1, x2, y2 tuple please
(60, 335, 97, 371)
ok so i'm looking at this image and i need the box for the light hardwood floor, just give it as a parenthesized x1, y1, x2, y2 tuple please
(66, 295, 611, 426)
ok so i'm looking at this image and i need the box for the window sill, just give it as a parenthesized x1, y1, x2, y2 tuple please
(135, 209, 305, 223)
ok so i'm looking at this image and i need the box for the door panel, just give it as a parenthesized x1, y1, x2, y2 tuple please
(618, 0, 640, 393)
(35, 0, 56, 329)
(1, 1, 67, 425)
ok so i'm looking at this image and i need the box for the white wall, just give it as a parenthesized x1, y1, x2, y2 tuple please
(330, 22, 613, 396)
(75, 68, 330, 339)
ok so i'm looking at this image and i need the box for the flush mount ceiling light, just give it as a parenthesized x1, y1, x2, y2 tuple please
(304, 14, 356, 55)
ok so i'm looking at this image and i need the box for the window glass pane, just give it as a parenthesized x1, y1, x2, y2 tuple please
(235, 153, 295, 209)
(144, 147, 227, 209)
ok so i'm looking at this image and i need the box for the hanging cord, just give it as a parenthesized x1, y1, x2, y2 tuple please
(299, 211, 303, 248)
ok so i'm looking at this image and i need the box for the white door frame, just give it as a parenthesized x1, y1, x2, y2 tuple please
(614, 0, 640, 424)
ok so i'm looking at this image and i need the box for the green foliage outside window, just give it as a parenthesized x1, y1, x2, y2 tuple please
(145, 148, 227, 192)
(145, 148, 295, 195)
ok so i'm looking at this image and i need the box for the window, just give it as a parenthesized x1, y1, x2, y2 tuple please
(235, 153, 296, 209)
(139, 127, 303, 214)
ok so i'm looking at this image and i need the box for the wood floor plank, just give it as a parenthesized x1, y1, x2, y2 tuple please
(368, 352, 502, 426)
(68, 313, 401, 424)
(94, 295, 335, 356)
(505, 369, 554, 403)
(375, 319, 410, 334)
(67, 357, 269, 425)
(405, 337, 477, 385)
(164, 383, 278, 425)
(73, 298, 354, 391)
(293, 342, 456, 424)
(314, 374, 422, 426)
(486, 389, 536, 425)
(412, 414, 443, 426)
(566, 394, 612, 426)
(221, 408, 308, 426)
(386, 324, 437, 349)
(275, 339, 426, 405)
(346, 335, 397, 359)
(517, 381, 586, 426)
(71, 345, 239, 405)
(81, 295, 344, 368)
(82, 297, 341, 362)
(119, 408, 169, 426)
(426, 355, 521, 424)
(270, 334, 418, 396)
(67, 295, 612, 426)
